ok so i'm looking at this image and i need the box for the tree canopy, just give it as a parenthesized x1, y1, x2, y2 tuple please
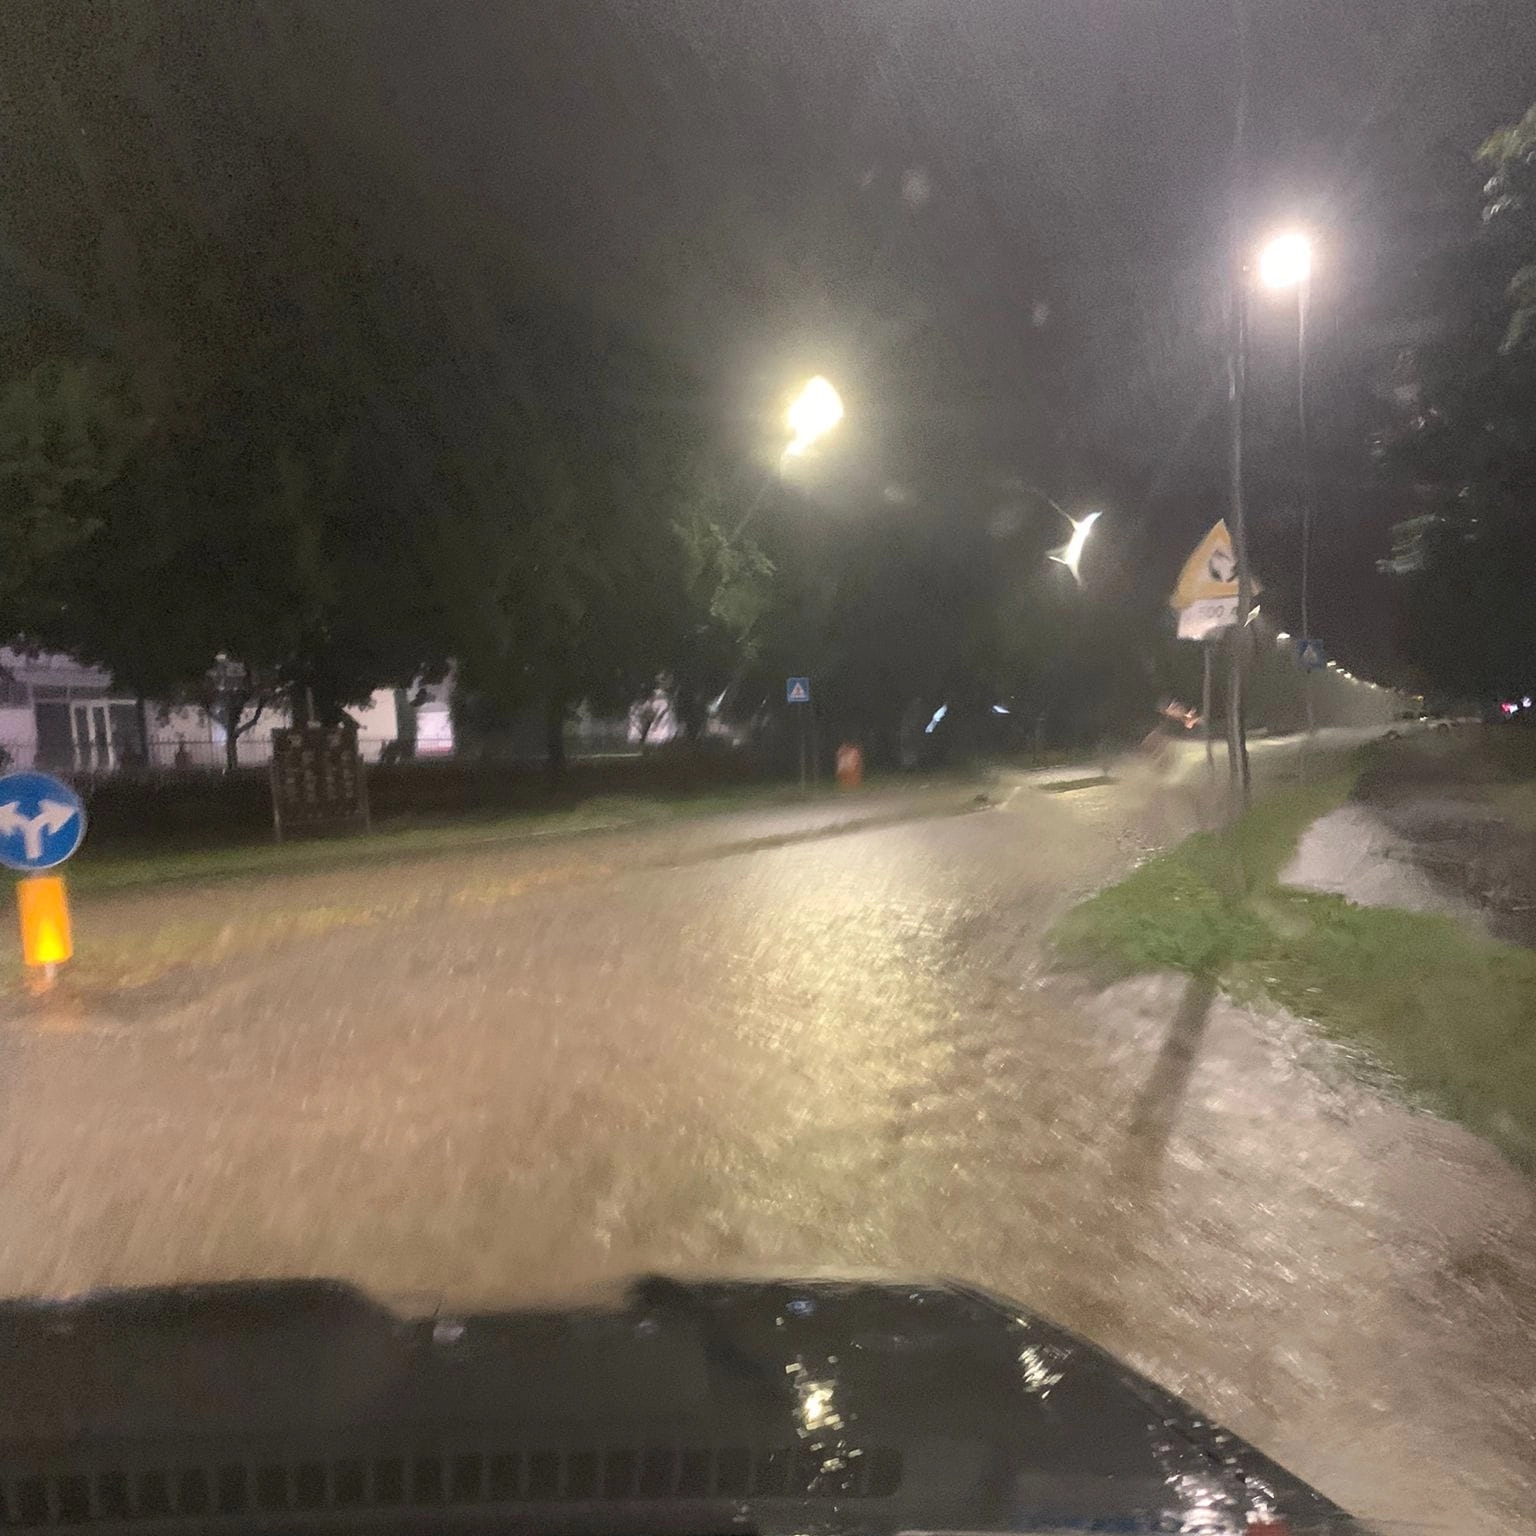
(1381, 97, 1536, 700)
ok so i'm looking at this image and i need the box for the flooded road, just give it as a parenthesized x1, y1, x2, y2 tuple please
(1, 741, 1532, 1532)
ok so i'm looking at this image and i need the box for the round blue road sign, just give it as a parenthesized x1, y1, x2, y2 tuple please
(0, 771, 87, 872)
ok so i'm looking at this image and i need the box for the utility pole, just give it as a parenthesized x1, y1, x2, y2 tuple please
(1297, 271, 1312, 646)
(1297, 270, 1317, 774)
(1224, 0, 1254, 810)
(1202, 642, 1215, 771)
(1225, 264, 1253, 807)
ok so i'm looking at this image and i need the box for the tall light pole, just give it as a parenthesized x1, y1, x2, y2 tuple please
(731, 375, 844, 541)
(1259, 230, 1316, 752)
(1019, 486, 1103, 761)
(1258, 231, 1314, 638)
(731, 376, 844, 787)
(1021, 485, 1103, 585)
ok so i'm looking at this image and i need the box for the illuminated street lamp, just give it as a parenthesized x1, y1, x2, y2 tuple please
(1256, 229, 1315, 631)
(1019, 485, 1103, 586)
(1258, 230, 1312, 291)
(731, 375, 845, 541)
(1257, 229, 1317, 743)
(783, 375, 844, 459)
(1048, 510, 1102, 586)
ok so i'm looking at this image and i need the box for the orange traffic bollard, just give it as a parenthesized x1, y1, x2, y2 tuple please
(835, 742, 864, 789)
(18, 873, 72, 970)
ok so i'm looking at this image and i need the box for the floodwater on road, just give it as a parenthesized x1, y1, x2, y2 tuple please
(0, 744, 1532, 1533)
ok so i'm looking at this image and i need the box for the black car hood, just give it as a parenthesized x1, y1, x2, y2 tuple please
(0, 1275, 1355, 1534)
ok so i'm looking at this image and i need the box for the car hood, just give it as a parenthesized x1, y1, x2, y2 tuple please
(0, 1274, 1355, 1533)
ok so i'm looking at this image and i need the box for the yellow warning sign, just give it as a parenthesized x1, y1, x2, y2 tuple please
(1170, 520, 1260, 611)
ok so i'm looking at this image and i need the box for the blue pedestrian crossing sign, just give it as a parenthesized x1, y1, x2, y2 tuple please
(1297, 638, 1325, 672)
(786, 676, 811, 704)
(0, 771, 87, 871)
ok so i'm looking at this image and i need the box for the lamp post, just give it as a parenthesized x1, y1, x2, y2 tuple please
(1257, 231, 1314, 640)
(730, 375, 844, 542)
(1020, 486, 1104, 760)
(1021, 485, 1102, 586)
(731, 376, 844, 785)
(1048, 510, 1102, 586)
(1258, 230, 1316, 755)
(1221, 228, 1318, 806)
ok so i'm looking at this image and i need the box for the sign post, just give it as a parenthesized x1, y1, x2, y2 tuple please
(1295, 639, 1325, 782)
(1201, 643, 1214, 770)
(1170, 522, 1261, 791)
(786, 677, 812, 790)
(0, 770, 88, 986)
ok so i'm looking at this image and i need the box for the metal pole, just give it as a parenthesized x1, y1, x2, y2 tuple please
(1297, 274, 1312, 645)
(1225, 271, 1252, 807)
(1224, 0, 1254, 809)
(730, 469, 777, 543)
(1297, 275, 1317, 773)
(1202, 643, 1214, 770)
(798, 709, 807, 792)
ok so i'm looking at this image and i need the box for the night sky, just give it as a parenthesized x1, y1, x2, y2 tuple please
(287, 0, 1536, 674)
(8, 1, 1536, 677)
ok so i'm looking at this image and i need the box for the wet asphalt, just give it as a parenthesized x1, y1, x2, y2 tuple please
(0, 734, 1532, 1533)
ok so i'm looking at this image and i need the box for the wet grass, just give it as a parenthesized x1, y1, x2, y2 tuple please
(1250, 894, 1536, 1164)
(1054, 757, 1536, 1171)
(1052, 770, 1358, 978)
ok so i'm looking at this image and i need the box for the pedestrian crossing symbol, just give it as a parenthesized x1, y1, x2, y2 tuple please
(786, 677, 811, 704)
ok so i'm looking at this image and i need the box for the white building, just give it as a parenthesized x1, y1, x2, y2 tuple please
(0, 649, 452, 773)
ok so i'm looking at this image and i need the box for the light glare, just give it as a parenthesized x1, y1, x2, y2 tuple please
(784, 376, 844, 457)
(1258, 231, 1312, 290)
(1048, 509, 1101, 584)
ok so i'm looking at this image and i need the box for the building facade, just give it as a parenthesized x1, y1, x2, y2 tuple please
(0, 649, 453, 773)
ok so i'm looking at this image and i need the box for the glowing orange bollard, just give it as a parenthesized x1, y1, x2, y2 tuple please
(835, 742, 864, 789)
(17, 874, 72, 968)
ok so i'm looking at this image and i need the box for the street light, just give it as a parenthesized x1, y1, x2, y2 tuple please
(1257, 229, 1317, 744)
(1020, 485, 1103, 586)
(1258, 230, 1312, 291)
(731, 375, 845, 541)
(1048, 510, 1101, 585)
(783, 375, 844, 459)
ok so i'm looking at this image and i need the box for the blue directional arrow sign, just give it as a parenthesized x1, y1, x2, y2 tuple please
(0, 771, 87, 871)
(786, 677, 811, 704)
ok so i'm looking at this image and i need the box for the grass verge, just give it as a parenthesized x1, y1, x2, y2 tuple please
(1053, 756, 1536, 1170)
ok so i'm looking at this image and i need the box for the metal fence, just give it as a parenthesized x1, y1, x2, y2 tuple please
(0, 728, 647, 778)
(0, 735, 431, 776)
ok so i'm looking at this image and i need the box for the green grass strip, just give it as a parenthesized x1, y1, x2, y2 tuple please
(1053, 758, 1536, 1170)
